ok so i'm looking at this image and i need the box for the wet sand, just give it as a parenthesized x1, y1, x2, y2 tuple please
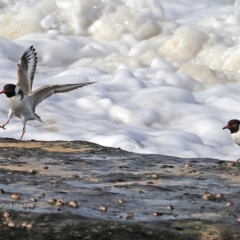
(0, 138, 239, 239)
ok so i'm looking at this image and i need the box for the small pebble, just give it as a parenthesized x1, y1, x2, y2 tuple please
(48, 198, 57, 204)
(215, 193, 223, 199)
(186, 169, 197, 173)
(184, 163, 192, 168)
(55, 199, 65, 206)
(118, 198, 126, 204)
(152, 173, 159, 179)
(202, 192, 215, 201)
(21, 221, 33, 229)
(147, 181, 154, 185)
(0, 189, 5, 194)
(126, 212, 134, 219)
(167, 205, 174, 210)
(68, 200, 78, 208)
(99, 205, 107, 211)
(22, 221, 28, 227)
(43, 166, 49, 169)
(8, 221, 15, 228)
(30, 197, 37, 203)
(3, 211, 11, 218)
(153, 212, 162, 216)
(29, 169, 37, 174)
(26, 223, 33, 229)
(227, 202, 234, 207)
(11, 193, 21, 200)
(232, 172, 238, 176)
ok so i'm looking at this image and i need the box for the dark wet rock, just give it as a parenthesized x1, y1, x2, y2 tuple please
(0, 139, 239, 239)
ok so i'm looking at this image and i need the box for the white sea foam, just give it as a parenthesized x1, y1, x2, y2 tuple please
(0, 0, 239, 160)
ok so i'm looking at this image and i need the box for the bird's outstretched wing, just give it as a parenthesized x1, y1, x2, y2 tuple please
(17, 46, 37, 94)
(29, 82, 95, 111)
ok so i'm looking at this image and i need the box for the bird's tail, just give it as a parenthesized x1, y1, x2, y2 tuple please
(34, 113, 43, 123)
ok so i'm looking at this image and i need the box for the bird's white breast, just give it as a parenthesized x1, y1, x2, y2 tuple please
(7, 95, 22, 109)
(7, 95, 33, 118)
(231, 131, 240, 146)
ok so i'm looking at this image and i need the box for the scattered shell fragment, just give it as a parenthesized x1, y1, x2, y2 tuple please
(153, 212, 162, 216)
(237, 218, 240, 223)
(8, 221, 15, 228)
(55, 199, 65, 206)
(232, 172, 238, 176)
(227, 202, 234, 207)
(11, 193, 21, 200)
(3, 211, 11, 218)
(118, 198, 126, 204)
(202, 192, 215, 201)
(152, 173, 159, 179)
(29, 169, 37, 174)
(0, 189, 5, 194)
(68, 200, 78, 208)
(126, 212, 134, 219)
(48, 198, 57, 204)
(184, 163, 192, 168)
(99, 205, 107, 211)
(167, 205, 174, 210)
(30, 197, 37, 203)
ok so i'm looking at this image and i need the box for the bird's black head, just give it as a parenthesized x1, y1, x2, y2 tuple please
(0, 84, 23, 98)
(223, 119, 240, 134)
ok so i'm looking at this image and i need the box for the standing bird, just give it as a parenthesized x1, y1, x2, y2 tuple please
(223, 119, 240, 145)
(0, 46, 94, 140)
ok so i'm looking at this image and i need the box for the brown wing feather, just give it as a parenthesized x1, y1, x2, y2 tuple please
(29, 82, 95, 111)
(17, 46, 37, 94)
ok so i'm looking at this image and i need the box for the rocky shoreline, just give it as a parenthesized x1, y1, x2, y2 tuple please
(0, 139, 239, 239)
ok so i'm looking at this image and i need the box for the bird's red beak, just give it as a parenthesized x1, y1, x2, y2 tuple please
(0, 89, 5, 94)
(223, 125, 229, 129)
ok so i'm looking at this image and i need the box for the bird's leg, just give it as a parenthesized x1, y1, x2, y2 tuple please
(1, 110, 13, 130)
(20, 126, 26, 141)
(0, 119, 10, 130)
